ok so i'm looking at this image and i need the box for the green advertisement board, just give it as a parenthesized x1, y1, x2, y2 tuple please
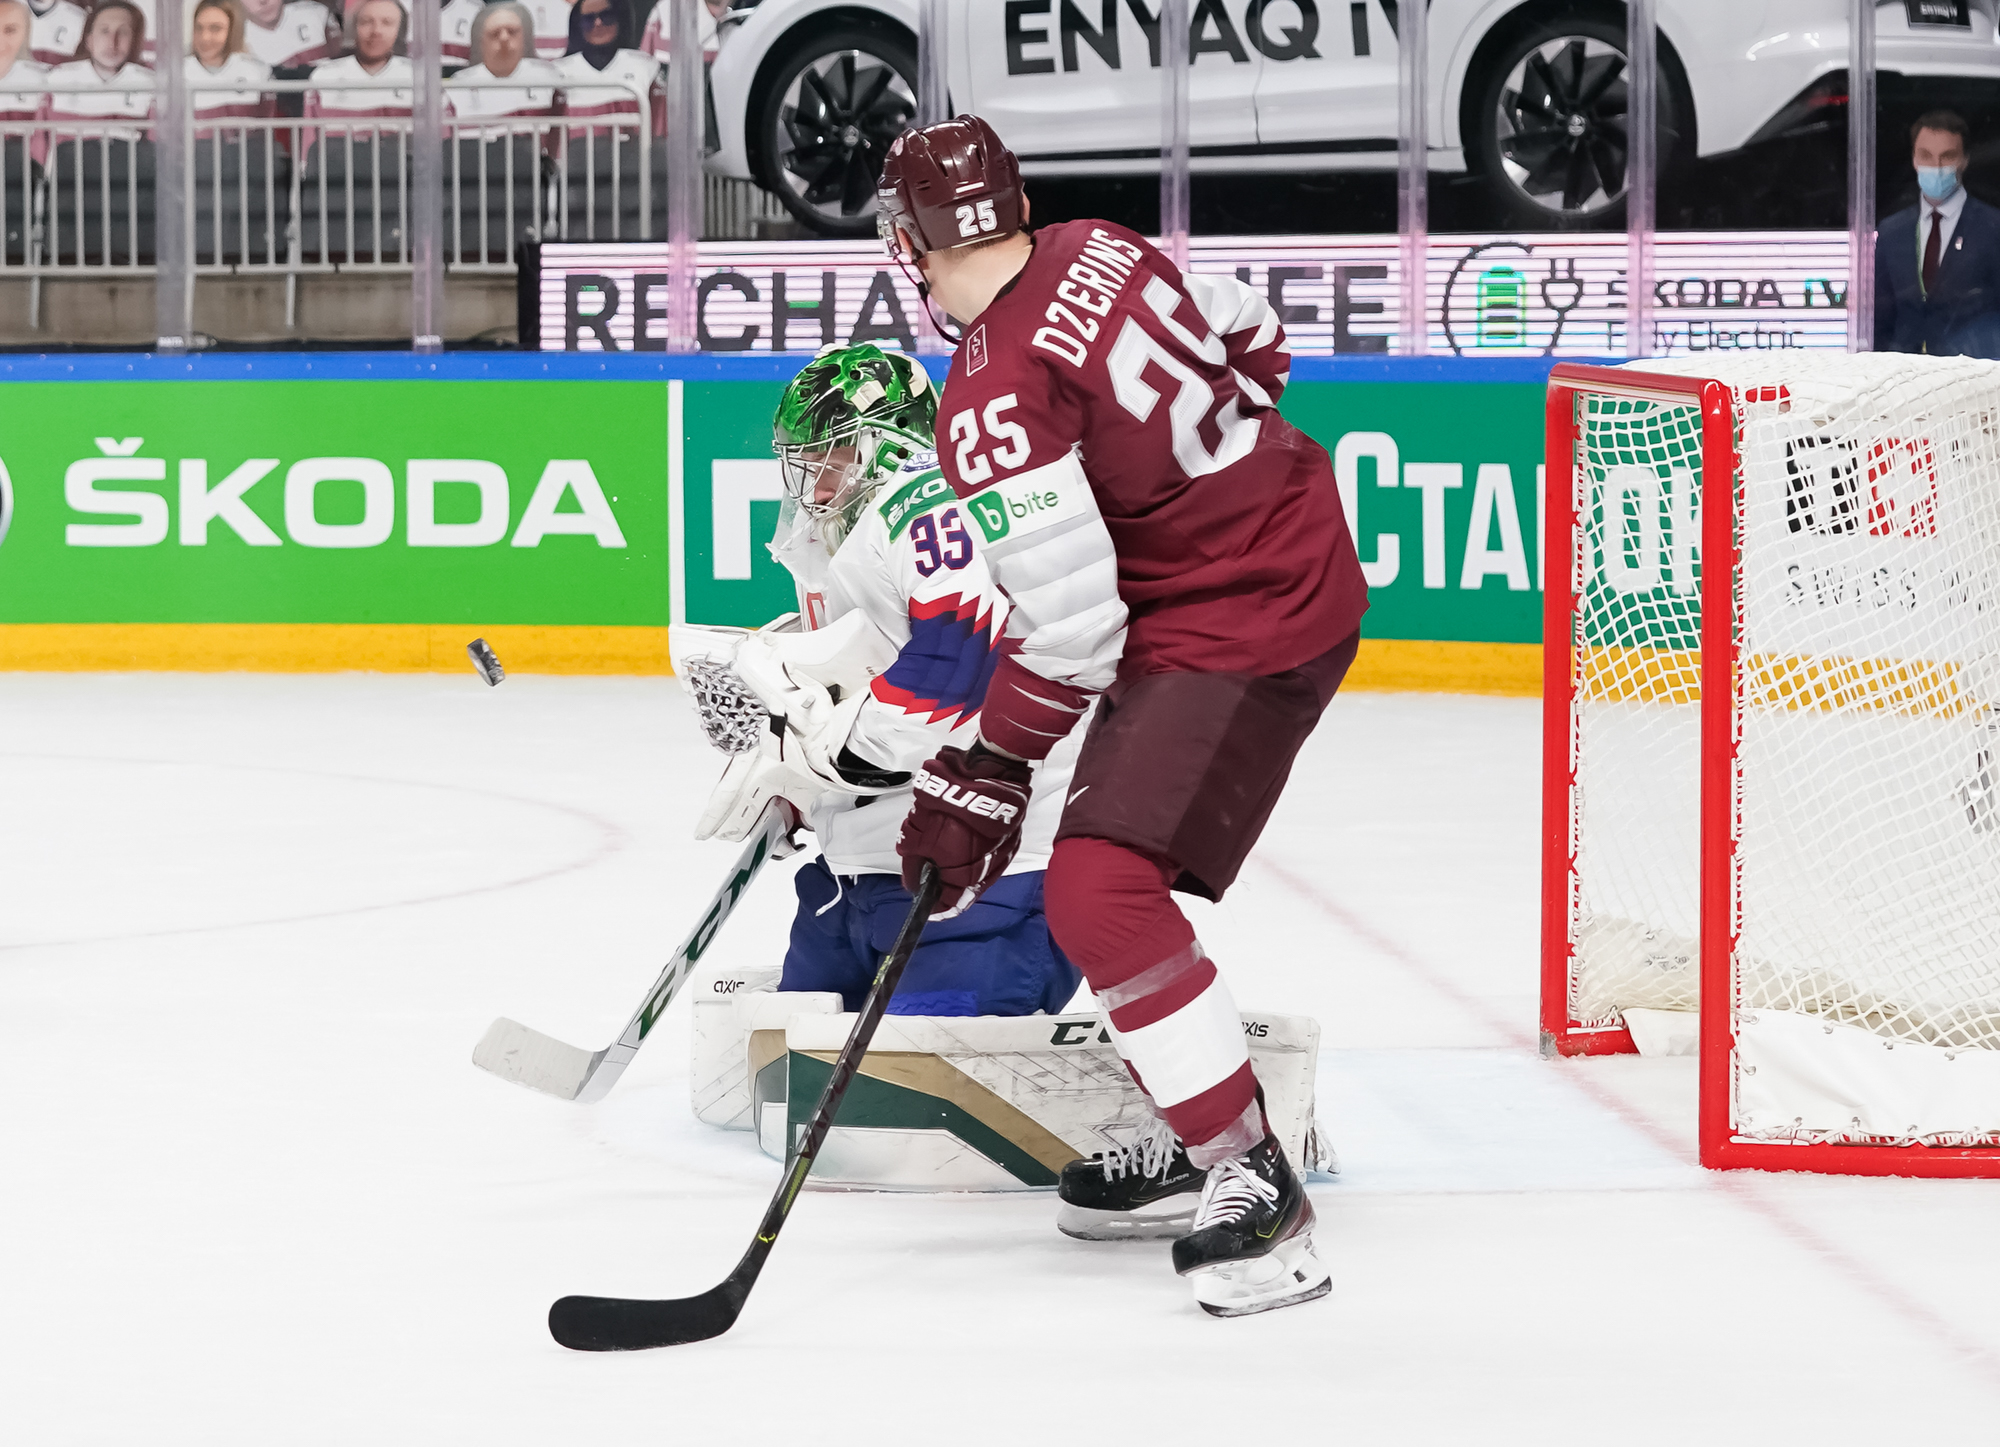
(0, 358, 1554, 654)
(0, 378, 670, 627)
(676, 378, 1549, 645)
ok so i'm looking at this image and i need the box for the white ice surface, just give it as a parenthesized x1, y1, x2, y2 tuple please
(5, 676, 2000, 1443)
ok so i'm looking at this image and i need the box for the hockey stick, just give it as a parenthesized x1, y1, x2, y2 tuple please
(470, 806, 793, 1104)
(548, 862, 943, 1351)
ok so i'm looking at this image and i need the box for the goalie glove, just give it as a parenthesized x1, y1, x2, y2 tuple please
(731, 610, 901, 787)
(695, 745, 811, 844)
(693, 699, 895, 842)
(693, 611, 907, 843)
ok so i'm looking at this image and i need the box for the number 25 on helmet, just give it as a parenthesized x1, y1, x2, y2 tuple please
(876, 115, 1026, 261)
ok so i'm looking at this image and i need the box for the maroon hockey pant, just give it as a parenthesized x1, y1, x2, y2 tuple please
(1040, 633, 1359, 1164)
(1043, 837, 1264, 1167)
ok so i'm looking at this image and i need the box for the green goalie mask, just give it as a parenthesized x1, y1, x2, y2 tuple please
(772, 344, 937, 552)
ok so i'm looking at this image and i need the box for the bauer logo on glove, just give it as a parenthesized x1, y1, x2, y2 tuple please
(898, 744, 1035, 916)
(912, 767, 1022, 824)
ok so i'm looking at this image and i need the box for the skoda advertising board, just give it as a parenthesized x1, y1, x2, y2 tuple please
(0, 380, 666, 627)
(0, 357, 1548, 691)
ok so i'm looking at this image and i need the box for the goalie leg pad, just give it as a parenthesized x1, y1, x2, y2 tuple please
(771, 1010, 1323, 1192)
(690, 958, 842, 1130)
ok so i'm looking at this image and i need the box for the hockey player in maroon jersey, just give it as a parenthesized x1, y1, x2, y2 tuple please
(879, 116, 1368, 1318)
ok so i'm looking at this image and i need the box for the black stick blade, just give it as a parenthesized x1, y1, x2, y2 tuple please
(549, 1281, 745, 1351)
(545, 871, 937, 1353)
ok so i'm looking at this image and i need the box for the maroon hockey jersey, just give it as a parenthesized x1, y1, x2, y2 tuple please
(937, 219, 1368, 708)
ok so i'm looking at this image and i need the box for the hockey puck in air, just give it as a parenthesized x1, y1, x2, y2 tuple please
(467, 638, 506, 686)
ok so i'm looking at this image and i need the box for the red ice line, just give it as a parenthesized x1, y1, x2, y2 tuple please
(1255, 855, 2000, 1398)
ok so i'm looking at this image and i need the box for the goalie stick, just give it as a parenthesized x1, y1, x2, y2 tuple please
(471, 806, 793, 1104)
(548, 863, 942, 1351)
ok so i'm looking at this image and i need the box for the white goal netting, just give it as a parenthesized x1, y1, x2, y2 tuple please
(1561, 353, 2000, 1145)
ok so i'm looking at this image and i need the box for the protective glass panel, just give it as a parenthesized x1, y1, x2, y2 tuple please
(1874, 0, 1998, 361)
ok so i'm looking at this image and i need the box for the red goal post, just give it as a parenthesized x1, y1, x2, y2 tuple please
(1541, 358, 2000, 1178)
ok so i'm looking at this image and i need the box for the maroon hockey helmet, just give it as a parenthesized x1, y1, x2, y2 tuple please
(876, 115, 1025, 259)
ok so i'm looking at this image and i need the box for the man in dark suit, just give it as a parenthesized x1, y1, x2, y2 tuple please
(1876, 110, 2000, 357)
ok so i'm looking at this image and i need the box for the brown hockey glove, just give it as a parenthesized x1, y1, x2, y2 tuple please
(898, 743, 1034, 917)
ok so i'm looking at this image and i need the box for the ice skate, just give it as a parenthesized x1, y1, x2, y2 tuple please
(1057, 1122, 1206, 1241)
(1171, 1134, 1329, 1318)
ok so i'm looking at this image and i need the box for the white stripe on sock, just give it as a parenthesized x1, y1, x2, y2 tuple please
(1102, 972, 1250, 1108)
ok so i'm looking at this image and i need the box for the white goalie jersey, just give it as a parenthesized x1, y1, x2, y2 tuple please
(695, 454, 1082, 878)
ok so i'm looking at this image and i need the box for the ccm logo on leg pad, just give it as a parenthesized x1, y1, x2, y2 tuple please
(912, 769, 1020, 824)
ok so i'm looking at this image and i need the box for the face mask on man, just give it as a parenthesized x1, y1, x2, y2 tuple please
(1918, 166, 1963, 203)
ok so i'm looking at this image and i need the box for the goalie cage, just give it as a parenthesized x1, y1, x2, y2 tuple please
(1541, 353, 2000, 1177)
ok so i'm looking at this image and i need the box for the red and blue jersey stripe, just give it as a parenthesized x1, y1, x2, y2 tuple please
(870, 593, 1003, 726)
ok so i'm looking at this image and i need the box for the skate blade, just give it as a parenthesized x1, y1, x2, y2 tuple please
(1188, 1235, 1331, 1319)
(1057, 1199, 1196, 1242)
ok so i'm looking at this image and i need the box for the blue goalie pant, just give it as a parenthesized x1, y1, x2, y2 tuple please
(783, 856, 1082, 1016)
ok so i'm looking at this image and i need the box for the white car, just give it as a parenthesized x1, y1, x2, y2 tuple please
(705, 0, 2000, 237)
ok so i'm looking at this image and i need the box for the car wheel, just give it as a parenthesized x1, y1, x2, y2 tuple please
(754, 27, 917, 238)
(1466, 11, 1685, 229)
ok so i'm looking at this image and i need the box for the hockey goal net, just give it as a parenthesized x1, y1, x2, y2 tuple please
(1542, 354, 2000, 1175)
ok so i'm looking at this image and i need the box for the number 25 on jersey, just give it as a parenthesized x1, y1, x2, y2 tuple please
(949, 394, 1032, 486)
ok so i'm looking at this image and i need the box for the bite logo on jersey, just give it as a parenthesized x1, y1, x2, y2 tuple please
(878, 469, 953, 541)
(966, 471, 1082, 546)
(968, 490, 1010, 542)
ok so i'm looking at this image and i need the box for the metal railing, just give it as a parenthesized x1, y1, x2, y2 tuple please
(0, 28, 744, 345)
(7, 77, 660, 275)
(0, 77, 658, 273)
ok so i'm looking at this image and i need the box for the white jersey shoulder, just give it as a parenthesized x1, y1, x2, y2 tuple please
(187, 52, 272, 111)
(27, 0, 84, 64)
(796, 456, 1079, 877)
(0, 58, 47, 117)
(517, 0, 573, 55)
(242, 1, 340, 67)
(638, 2, 716, 60)
(554, 47, 659, 114)
(440, 0, 483, 58)
(448, 57, 561, 118)
(309, 53, 413, 112)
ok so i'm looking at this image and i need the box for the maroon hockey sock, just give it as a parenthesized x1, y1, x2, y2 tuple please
(1046, 836, 1266, 1165)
